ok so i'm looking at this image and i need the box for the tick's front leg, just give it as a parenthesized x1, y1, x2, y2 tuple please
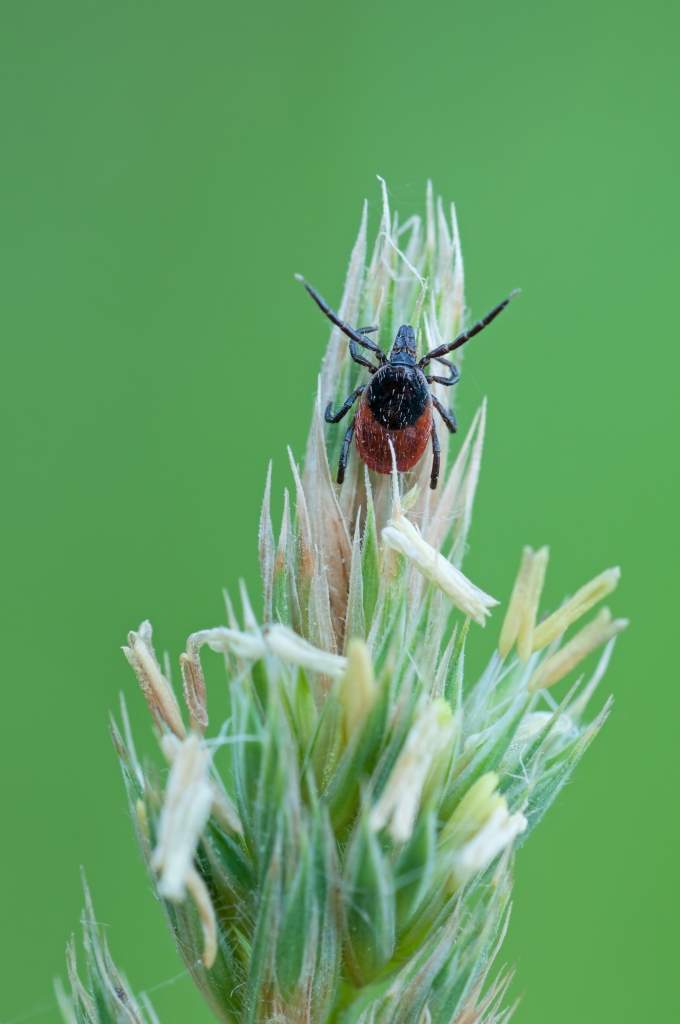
(325, 385, 365, 424)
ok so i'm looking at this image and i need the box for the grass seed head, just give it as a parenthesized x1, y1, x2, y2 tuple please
(62, 182, 627, 1024)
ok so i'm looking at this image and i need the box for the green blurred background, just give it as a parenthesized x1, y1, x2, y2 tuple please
(2, 0, 678, 1020)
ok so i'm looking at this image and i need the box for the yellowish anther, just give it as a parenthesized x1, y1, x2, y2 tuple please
(529, 608, 629, 691)
(264, 624, 347, 678)
(135, 799, 150, 843)
(382, 511, 499, 626)
(441, 772, 502, 847)
(499, 547, 534, 658)
(152, 733, 213, 902)
(185, 866, 218, 969)
(370, 699, 455, 842)
(188, 624, 347, 678)
(532, 567, 621, 652)
(499, 546, 550, 660)
(180, 652, 208, 733)
(161, 730, 243, 836)
(123, 622, 186, 739)
(517, 546, 549, 661)
(441, 772, 527, 890)
(340, 638, 377, 739)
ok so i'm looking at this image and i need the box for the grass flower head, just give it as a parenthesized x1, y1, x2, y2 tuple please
(60, 181, 627, 1024)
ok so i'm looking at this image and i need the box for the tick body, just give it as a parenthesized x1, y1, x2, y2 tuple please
(298, 275, 517, 489)
(355, 359, 432, 474)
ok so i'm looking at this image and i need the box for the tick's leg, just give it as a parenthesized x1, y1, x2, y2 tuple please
(427, 357, 460, 386)
(432, 394, 458, 433)
(430, 421, 441, 490)
(357, 325, 379, 334)
(337, 416, 356, 485)
(419, 290, 519, 367)
(325, 385, 365, 424)
(350, 339, 378, 373)
(297, 276, 387, 362)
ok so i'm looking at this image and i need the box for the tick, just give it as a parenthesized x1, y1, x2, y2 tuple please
(298, 276, 518, 489)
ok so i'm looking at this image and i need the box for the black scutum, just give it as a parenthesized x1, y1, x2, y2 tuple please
(366, 365, 430, 429)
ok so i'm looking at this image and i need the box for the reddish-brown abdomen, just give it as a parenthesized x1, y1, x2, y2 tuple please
(355, 398, 433, 474)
